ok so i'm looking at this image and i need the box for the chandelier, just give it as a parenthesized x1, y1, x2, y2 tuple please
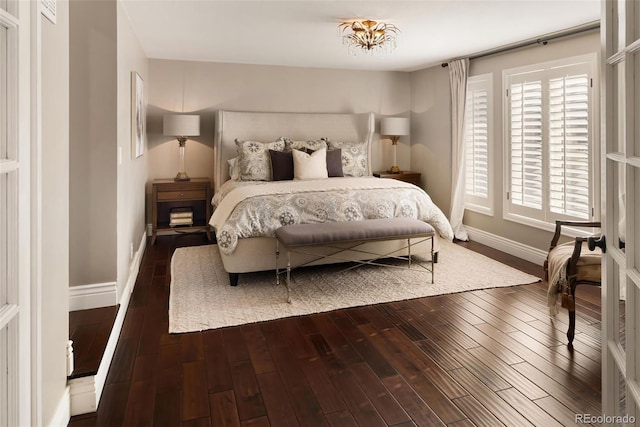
(339, 20, 400, 55)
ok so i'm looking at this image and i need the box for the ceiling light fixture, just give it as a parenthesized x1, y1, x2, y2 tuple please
(339, 19, 400, 55)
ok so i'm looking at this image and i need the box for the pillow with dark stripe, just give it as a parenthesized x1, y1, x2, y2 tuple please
(306, 148, 343, 177)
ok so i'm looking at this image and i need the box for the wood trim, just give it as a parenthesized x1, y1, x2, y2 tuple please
(465, 225, 548, 266)
(68, 283, 117, 312)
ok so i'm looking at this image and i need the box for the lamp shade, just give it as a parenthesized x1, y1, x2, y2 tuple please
(163, 114, 200, 137)
(380, 117, 410, 136)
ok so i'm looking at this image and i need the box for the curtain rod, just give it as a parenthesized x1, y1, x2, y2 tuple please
(441, 21, 600, 67)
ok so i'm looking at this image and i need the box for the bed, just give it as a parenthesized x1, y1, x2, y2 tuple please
(210, 110, 454, 284)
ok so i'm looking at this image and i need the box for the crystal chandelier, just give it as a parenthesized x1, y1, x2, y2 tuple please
(339, 19, 400, 55)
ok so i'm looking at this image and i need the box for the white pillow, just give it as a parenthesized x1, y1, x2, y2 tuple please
(292, 148, 328, 180)
(227, 157, 240, 180)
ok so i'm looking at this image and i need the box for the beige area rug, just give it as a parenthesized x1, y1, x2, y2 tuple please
(169, 240, 540, 333)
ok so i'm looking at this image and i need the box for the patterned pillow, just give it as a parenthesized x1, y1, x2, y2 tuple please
(235, 138, 286, 181)
(325, 139, 369, 177)
(284, 138, 328, 152)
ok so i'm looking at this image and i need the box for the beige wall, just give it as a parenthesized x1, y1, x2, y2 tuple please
(410, 30, 600, 251)
(410, 65, 452, 213)
(69, 0, 118, 287)
(41, 1, 70, 423)
(116, 1, 148, 300)
(146, 59, 412, 220)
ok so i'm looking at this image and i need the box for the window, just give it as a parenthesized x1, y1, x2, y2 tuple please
(464, 73, 493, 215)
(503, 54, 597, 228)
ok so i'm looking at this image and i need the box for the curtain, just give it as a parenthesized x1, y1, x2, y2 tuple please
(448, 58, 470, 241)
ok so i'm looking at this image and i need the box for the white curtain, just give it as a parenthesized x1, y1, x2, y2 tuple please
(448, 58, 470, 241)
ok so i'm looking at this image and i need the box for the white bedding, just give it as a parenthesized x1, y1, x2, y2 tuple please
(210, 177, 454, 255)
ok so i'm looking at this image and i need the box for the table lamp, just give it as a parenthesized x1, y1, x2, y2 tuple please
(163, 114, 200, 181)
(380, 117, 410, 174)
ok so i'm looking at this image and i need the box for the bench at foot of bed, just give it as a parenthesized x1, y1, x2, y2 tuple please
(274, 218, 436, 303)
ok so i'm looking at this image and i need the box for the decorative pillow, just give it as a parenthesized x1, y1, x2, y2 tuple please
(269, 150, 294, 181)
(235, 138, 286, 181)
(284, 138, 328, 152)
(292, 148, 328, 180)
(325, 139, 368, 177)
(325, 148, 344, 177)
(227, 157, 240, 180)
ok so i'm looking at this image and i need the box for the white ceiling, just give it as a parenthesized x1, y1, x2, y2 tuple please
(120, 0, 601, 72)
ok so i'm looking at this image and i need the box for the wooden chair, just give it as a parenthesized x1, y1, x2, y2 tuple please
(544, 220, 604, 347)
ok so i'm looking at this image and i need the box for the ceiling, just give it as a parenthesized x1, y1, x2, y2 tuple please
(120, 0, 601, 72)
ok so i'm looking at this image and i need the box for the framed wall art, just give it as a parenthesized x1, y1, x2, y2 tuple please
(131, 71, 145, 158)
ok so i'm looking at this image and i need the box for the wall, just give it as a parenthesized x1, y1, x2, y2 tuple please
(41, 1, 70, 423)
(116, 1, 148, 301)
(146, 60, 412, 220)
(410, 30, 600, 251)
(410, 65, 452, 213)
(69, 0, 118, 287)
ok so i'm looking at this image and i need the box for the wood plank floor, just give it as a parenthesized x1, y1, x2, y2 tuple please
(69, 306, 119, 379)
(69, 234, 602, 427)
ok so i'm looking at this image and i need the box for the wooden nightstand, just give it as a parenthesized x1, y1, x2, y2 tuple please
(151, 178, 212, 245)
(373, 171, 422, 186)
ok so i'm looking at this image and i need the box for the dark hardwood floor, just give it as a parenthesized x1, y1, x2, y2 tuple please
(69, 233, 602, 427)
(69, 306, 119, 379)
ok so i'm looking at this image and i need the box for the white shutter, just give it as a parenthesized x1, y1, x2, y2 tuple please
(464, 74, 492, 214)
(509, 80, 543, 210)
(504, 54, 595, 228)
(548, 74, 590, 219)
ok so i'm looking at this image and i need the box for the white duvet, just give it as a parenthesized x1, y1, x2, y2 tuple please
(210, 177, 454, 255)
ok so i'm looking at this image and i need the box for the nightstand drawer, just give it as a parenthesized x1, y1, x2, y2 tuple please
(157, 189, 207, 201)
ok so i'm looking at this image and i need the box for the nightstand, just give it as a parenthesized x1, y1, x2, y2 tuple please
(151, 178, 212, 245)
(373, 171, 422, 186)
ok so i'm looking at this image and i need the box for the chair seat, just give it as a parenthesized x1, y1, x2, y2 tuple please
(548, 240, 602, 282)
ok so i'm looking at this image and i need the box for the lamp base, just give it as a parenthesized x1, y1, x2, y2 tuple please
(387, 166, 401, 174)
(174, 172, 191, 181)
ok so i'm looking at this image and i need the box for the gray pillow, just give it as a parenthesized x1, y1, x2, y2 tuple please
(269, 149, 294, 181)
(327, 149, 343, 177)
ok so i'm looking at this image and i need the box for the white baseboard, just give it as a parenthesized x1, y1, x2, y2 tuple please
(48, 386, 70, 427)
(69, 282, 117, 312)
(69, 376, 97, 416)
(465, 225, 547, 266)
(68, 231, 146, 416)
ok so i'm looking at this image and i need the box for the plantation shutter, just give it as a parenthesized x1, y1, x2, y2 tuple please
(509, 80, 543, 210)
(504, 56, 594, 225)
(548, 74, 590, 219)
(463, 74, 493, 214)
(464, 88, 488, 197)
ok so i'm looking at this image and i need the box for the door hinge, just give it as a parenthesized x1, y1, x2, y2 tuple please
(506, 89, 509, 97)
(507, 191, 510, 200)
(590, 78, 593, 88)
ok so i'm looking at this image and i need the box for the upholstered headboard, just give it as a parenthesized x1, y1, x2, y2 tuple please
(214, 110, 375, 192)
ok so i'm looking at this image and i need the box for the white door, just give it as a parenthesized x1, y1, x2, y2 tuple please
(601, 0, 640, 423)
(0, 0, 31, 425)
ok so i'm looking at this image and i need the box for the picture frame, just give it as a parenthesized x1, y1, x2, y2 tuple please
(131, 71, 145, 158)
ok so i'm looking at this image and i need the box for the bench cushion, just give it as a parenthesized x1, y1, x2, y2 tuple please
(275, 218, 435, 247)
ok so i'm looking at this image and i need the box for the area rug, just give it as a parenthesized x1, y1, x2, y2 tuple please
(169, 240, 540, 333)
